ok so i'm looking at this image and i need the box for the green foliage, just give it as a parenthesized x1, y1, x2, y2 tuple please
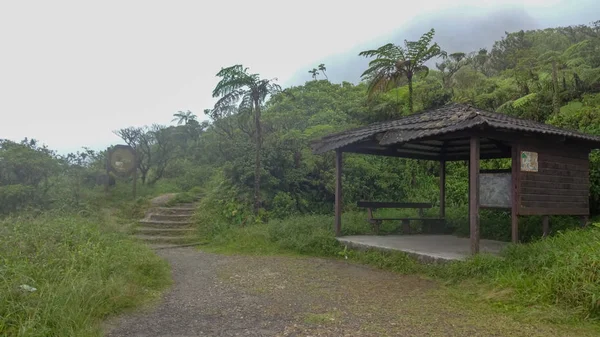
(433, 227, 600, 319)
(165, 191, 198, 207)
(359, 28, 446, 113)
(0, 139, 59, 213)
(0, 212, 171, 336)
(210, 64, 282, 215)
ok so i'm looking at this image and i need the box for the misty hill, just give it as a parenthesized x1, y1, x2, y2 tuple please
(286, 6, 598, 85)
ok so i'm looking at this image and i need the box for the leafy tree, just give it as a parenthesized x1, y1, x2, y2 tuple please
(318, 63, 328, 80)
(359, 28, 446, 113)
(171, 110, 198, 125)
(308, 68, 319, 80)
(147, 125, 177, 184)
(538, 51, 565, 114)
(212, 65, 281, 214)
(114, 127, 151, 184)
(470, 48, 492, 76)
(436, 52, 469, 88)
(0, 139, 59, 213)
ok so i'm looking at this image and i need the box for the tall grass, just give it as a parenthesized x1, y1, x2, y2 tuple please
(0, 212, 171, 336)
(435, 228, 600, 319)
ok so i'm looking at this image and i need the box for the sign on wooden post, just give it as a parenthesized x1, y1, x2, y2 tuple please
(106, 145, 137, 198)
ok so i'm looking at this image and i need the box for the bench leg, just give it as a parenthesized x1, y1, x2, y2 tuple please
(402, 219, 410, 234)
(369, 220, 382, 235)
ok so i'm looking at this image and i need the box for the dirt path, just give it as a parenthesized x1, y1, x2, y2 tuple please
(104, 248, 594, 337)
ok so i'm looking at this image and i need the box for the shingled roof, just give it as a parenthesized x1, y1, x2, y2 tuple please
(311, 103, 600, 159)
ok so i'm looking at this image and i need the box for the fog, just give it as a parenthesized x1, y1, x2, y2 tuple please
(0, 0, 596, 153)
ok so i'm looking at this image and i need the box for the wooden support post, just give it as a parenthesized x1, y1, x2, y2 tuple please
(511, 146, 520, 244)
(440, 160, 446, 218)
(542, 215, 549, 237)
(335, 150, 343, 237)
(469, 136, 480, 255)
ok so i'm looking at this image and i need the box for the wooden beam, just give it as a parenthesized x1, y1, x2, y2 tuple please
(346, 148, 439, 161)
(401, 143, 443, 152)
(511, 145, 520, 243)
(335, 149, 343, 237)
(444, 151, 510, 161)
(469, 136, 480, 255)
(357, 201, 431, 208)
(519, 207, 589, 216)
(542, 215, 549, 237)
(488, 139, 511, 153)
(419, 140, 445, 146)
(445, 143, 497, 153)
(440, 160, 446, 218)
(394, 148, 441, 157)
(480, 169, 511, 174)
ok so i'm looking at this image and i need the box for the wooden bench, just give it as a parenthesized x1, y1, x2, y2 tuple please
(357, 201, 445, 234)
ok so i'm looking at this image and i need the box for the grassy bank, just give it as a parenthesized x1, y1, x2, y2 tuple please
(0, 211, 171, 336)
(195, 206, 600, 323)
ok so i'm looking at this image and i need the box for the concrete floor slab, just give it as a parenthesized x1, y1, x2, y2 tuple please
(337, 235, 508, 262)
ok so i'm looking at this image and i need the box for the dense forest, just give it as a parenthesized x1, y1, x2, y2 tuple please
(2, 21, 600, 232)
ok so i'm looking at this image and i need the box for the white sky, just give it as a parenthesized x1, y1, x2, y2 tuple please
(0, 0, 569, 153)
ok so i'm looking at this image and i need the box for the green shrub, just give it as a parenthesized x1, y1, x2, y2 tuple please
(0, 212, 171, 336)
(270, 192, 297, 219)
(165, 192, 197, 207)
(268, 215, 341, 255)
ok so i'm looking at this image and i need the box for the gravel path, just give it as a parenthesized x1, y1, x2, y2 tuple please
(104, 248, 596, 337)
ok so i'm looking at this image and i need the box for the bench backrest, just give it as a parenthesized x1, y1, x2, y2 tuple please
(357, 201, 432, 209)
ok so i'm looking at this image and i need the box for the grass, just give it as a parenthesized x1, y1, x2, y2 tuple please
(303, 311, 340, 324)
(164, 191, 199, 207)
(0, 210, 171, 337)
(195, 204, 600, 324)
(433, 228, 600, 320)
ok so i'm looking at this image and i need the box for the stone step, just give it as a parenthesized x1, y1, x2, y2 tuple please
(133, 235, 198, 245)
(176, 202, 198, 207)
(149, 213, 193, 221)
(138, 219, 194, 228)
(135, 227, 196, 236)
(155, 207, 195, 215)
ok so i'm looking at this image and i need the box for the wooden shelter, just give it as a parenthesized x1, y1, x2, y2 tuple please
(311, 103, 600, 254)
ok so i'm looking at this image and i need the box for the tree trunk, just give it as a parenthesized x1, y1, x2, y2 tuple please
(140, 168, 148, 184)
(253, 100, 262, 215)
(407, 74, 414, 114)
(552, 60, 560, 115)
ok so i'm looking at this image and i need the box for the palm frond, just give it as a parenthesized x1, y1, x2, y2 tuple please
(360, 59, 396, 79)
(213, 89, 246, 113)
(238, 92, 253, 114)
(212, 65, 254, 98)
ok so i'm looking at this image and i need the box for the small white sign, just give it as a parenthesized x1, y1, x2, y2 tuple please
(521, 151, 538, 172)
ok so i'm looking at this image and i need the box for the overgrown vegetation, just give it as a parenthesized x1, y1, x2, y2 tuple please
(0, 211, 171, 336)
